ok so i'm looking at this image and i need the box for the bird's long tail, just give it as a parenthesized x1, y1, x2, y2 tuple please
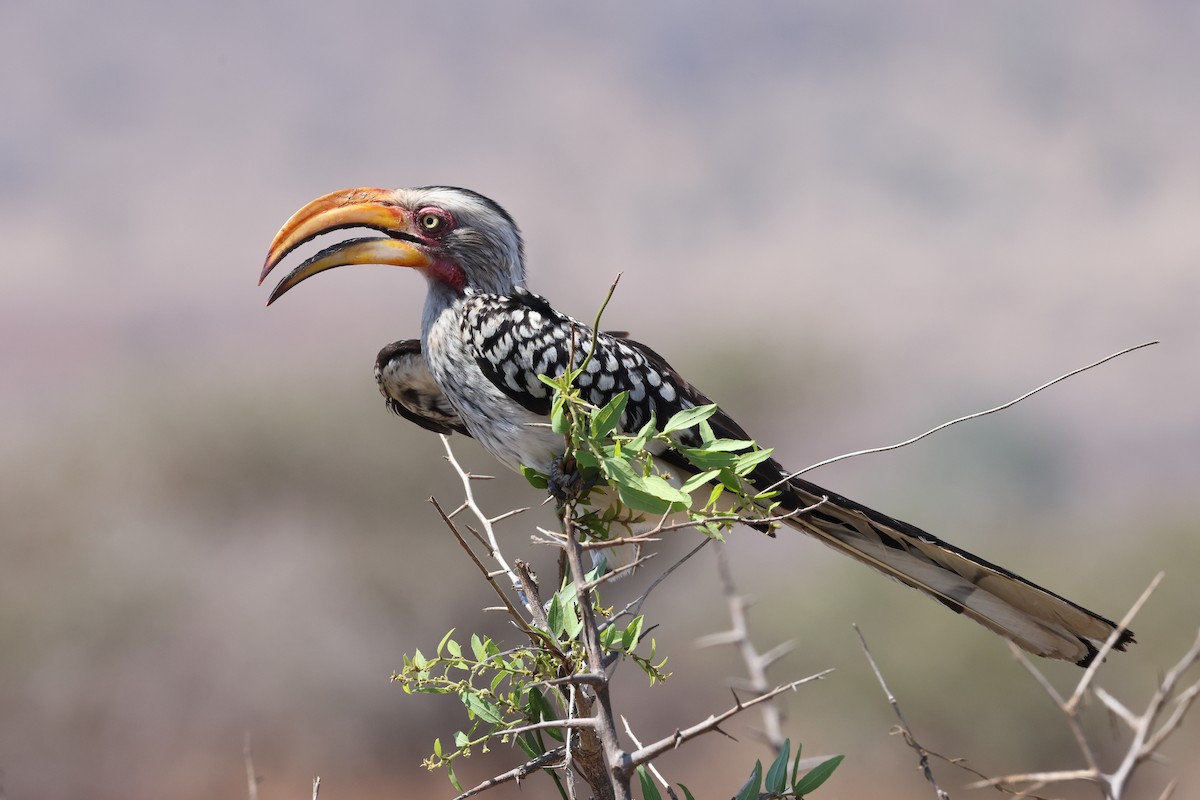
(777, 476, 1134, 665)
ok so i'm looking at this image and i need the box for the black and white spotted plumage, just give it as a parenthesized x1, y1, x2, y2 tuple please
(264, 185, 1136, 666)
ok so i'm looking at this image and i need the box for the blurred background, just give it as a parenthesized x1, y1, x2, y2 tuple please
(2, 1, 1197, 798)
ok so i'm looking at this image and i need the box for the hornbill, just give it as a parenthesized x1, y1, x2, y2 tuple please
(260, 186, 1134, 666)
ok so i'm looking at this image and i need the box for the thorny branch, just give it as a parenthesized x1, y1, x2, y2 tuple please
(695, 545, 794, 751)
(854, 625, 949, 800)
(964, 573, 1199, 800)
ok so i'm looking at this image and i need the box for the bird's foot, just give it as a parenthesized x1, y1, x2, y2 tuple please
(548, 454, 597, 504)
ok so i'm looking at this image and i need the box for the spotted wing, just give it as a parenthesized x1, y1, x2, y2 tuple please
(375, 340, 473, 437)
(462, 289, 694, 430)
(463, 292, 1134, 664)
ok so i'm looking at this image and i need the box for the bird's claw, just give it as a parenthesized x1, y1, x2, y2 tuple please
(548, 454, 596, 504)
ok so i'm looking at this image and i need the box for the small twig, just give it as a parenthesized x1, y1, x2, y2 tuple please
(980, 574, 1197, 799)
(441, 435, 521, 587)
(429, 496, 536, 637)
(1068, 572, 1163, 713)
(621, 539, 711, 624)
(855, 624, 949, 800)
(766, 341, 1158, 491)
(577, 273, 623, 377)
(451, 745, 568, 800)
(311, 776, 320, 800)
(624, 670, 833, 768)
(693, 546, 791, 750)
(621, 715, 679, 800)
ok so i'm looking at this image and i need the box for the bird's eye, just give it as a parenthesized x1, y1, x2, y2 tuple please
(419, 212, 445, 232)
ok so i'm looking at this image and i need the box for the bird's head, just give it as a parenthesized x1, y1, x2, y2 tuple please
(260, 186, 525, 304)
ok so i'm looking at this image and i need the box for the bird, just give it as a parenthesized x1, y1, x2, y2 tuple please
(260, 185, 1135, 666)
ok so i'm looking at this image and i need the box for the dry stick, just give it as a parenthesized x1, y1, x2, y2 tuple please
(694, 545, 792, 750)
(1107, 625, 1200, 798)
(765, 340, 1159, 492)
(429, 497, 534, 634)
(854, 624, 950, 800)
(969, 573, 1193, 800)
(621, 715, 679, 800)
(451, 746, 569, 800)
(311, 776, 320, 800)
(621, 538, 711, 625)
(1068, 572, 1164, 713)
(624, 670, 833, 769)
(441, 434, 522, 588)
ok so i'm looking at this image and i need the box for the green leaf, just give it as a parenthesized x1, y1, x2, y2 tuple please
(793, 754, 844, 796)
(600, 622, 618, 650)
(454, 730, 471, 747)
(677, 784, 696, 800)
(697, 438, 755, 452)
(437, 628, 456, 657)
(791, 742, 803, 790)
(636, 766, 662, 800)
(521, 465, 549, 489)
(446, 638, 462, 658)
(662, 404, 718, 434)
(733, 447, 775, 474)
(765, 739, 790, 794)
(447, 762, 463, 792)
(433, 737, 443, 757)
(601, 456, 689, 514)
(551, 399, 569, 434)
(461, 692, 505, 724)
(624, 413, 657, 452)
(527, 688, 557, 723)
(470, 634, 487, 661)
(590, 391, 629, 439)
(698, 418, 716, 444)
(733, 760, 763, 800)
(677, 447, 737, 470)
(604, 458, 689, 503)
(621, 615, 645, 652)
(547, 593, 566, 638)
(551, 583, 583, 639)
(678, 469, 721, 494)
(575, 449, 599, 470)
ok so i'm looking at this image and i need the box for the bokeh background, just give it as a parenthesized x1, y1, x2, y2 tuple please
(2, 2, 1198, 798)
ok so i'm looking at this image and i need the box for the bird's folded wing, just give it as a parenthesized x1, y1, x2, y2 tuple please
(375, 339, 473, 437)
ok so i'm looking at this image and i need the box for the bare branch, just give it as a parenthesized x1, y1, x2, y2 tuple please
(621, 716, 679, 800)
(311, 776, 320, 800)
(605, 539, 712, 630)
(1067, 571, 1163, 713)
(966, 768, 1097, 790)
(451, 746, 568, 800)
(625, 669, 833, 769)
(441, 434, 521, 587)
(693, 546, 792, 750)
(429, 496, 534, 635)
(854, 625, 949, 800)
(767, 340, 1159, 490)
